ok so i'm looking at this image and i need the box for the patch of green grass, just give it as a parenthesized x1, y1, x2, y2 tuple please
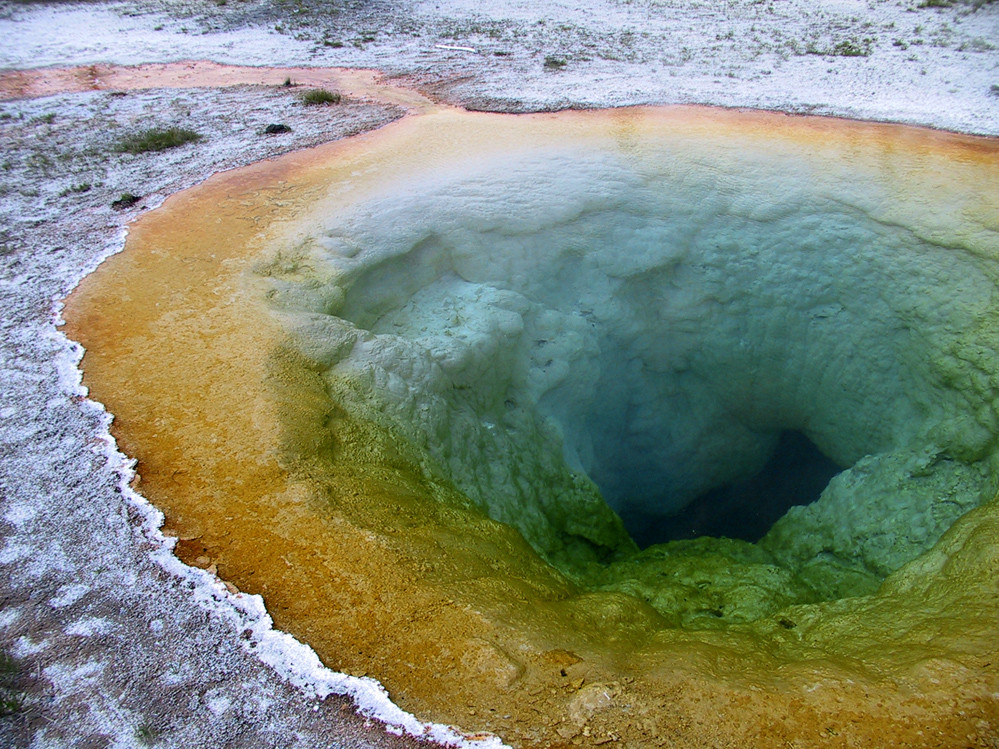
(0, 650, 26, 718)
(300, 88, 342, 106)
(959, 37, 997, 52)
(59, 182, 92, 198)
(26, 153, 53, 172)
(112, 193, 142, 210)
(918, 0, 953, 7)
(808, 37, 873, 57)
(135, 722, 160, 745)
(116, 127, 202, 154)
(832, 38, 873, 57)
(990, 84, 999, 96)
(543, 55, 568, 70)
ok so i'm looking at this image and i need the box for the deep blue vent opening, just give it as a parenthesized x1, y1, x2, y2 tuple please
(623, 431, 843, 547)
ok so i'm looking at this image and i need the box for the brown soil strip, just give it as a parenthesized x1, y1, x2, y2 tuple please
(0, 60, 438, 113)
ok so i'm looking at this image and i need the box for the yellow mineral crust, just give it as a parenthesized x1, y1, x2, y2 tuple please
(64, 106, 999, 747)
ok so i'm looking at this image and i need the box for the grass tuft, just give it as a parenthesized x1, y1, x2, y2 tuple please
(59, 182, 93, 198)
(135, 722, 160, 745)
(300, 89, 342, 106)
(116, 127, 202, 154)
(112, 193, 142, 210)
(831, 39, 872, 57)
(0, 650, 25, 718)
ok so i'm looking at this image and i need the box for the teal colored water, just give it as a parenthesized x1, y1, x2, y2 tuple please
(262, 130, 999, 620)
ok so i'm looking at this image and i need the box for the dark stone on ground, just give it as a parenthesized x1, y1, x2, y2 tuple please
(111, 193, 141, 210)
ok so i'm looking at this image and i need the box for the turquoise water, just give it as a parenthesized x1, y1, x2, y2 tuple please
(261, 140, 999, 621)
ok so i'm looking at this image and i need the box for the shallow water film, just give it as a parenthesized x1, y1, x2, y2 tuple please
(65, 107, 999, 747)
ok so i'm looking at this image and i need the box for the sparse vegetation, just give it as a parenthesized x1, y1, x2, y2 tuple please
(0, 650, 26, 718)
(112, 193, 141, 210)
(544, 55, 568, 70)
(923, 0, 995, 7)
(26, 152, 53, 173)
(59, 182, 92, 198)
(808, 37, 873, 57)
(991, 84, 999, 97)
(832, 39, 872, 57)
(300, 88, 342, 106)
(116, 127, 202, 154)
(959, 37, 997, 52)
(135, 722, 160, 745)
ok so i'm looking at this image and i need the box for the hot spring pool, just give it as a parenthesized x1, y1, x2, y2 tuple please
(65, 106, 999, 746)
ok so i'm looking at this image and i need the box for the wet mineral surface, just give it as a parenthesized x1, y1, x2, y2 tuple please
(64, 105, 999, 747)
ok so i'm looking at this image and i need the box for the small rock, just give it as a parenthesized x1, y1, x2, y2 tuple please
(556, 723, 579, 739)
(567, 682, 617, 725)
(263, 123, 292, 134)
(461, 639, 525, 689)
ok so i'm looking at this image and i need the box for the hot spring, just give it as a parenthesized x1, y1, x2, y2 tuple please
(65, 107, 999, 746)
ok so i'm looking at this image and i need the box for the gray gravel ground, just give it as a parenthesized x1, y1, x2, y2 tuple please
(2, 0, 998, 133)
(0, 0, 997, 747)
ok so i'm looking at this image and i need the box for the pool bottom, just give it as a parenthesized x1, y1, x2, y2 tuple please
(169, 355, 999, 746)
(63, 107, 999, 747)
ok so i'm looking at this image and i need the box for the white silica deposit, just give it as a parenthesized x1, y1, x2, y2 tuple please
(258, 111, 999, 623)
